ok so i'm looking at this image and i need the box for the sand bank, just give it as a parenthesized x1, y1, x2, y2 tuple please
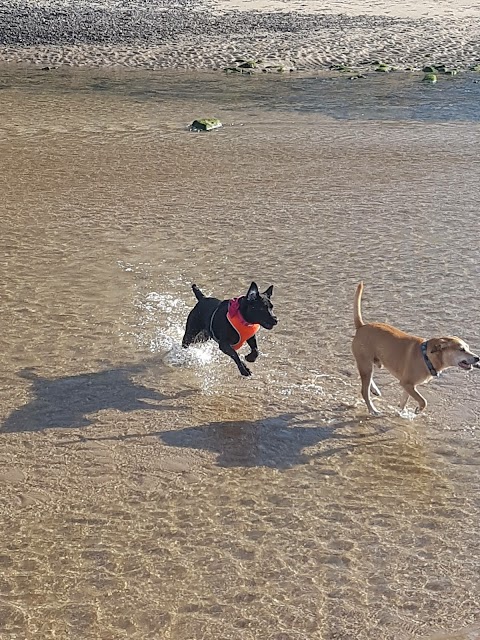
(0, 0, 479, 72)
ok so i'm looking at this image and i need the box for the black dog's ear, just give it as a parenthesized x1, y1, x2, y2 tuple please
(246, 281, 259, 301)
(263, 285, 274, 298)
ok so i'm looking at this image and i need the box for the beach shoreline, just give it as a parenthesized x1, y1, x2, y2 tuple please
(0, 0, 480, 71)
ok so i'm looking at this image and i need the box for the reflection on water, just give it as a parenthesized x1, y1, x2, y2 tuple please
(2, 67, 480, 122)
(0, 68, 479, 639)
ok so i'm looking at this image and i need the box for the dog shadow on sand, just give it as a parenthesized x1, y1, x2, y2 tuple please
(2, 362, 193, 433)
(158, 413, 389, 469)
(52, 407, 391, 469)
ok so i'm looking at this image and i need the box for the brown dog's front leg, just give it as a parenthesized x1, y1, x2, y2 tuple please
(400, 382, 427, 414)
(245, 336, 259, 363)
(218, 342, 252, 377)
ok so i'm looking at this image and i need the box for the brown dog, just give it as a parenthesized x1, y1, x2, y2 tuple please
(351, 282, 479, 415)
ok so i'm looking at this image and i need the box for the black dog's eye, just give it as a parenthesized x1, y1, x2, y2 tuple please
(460, 347, 466, 352)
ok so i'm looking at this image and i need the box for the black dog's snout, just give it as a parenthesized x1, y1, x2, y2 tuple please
(475, 356, 480, 363)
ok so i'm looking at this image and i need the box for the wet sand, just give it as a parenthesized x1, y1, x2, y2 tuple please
(0, 0, 480, 70)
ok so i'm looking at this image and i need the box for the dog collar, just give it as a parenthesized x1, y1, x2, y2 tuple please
(228, 297, 252, 326)
(421, 341, 438, 377)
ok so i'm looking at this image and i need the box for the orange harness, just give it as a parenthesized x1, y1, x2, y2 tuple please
(227, 297, 260, 351)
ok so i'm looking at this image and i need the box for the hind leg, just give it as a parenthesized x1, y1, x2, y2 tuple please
(370, 358, 382, 396)
(355, 359, 381, 415)
(182, 307, 203, 348)
(398, 390, 409, 412)
(182, 329, 197, 348)
(352, 342, 380, 415)
(360, 367, 381, 415)
(370, 379, 381, 397)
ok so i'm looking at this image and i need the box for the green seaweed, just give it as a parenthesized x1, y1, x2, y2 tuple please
(422, 73, 437, 83)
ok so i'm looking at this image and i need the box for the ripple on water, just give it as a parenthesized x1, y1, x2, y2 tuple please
(0, 69, 479, 640)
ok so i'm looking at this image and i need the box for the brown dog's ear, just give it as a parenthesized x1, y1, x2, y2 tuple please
(430, 337, 459, 353)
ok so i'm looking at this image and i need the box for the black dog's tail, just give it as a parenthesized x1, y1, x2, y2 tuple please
(192, 284, 205, 301)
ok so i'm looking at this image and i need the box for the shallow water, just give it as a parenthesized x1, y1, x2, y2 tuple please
(0, 68, 479, 639)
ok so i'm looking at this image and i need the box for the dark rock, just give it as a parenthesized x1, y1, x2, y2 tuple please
(190, 118, 222, 131)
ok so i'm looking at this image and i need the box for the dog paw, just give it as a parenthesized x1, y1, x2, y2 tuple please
(240, 365, 252, 377)
(245, 352, 258, 363)
(398, 408, 417, 420)
(414, 406, 425, 415)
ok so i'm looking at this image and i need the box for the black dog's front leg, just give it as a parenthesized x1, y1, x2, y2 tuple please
(245, 336, 259, 363)
(218, 342, 251, 377)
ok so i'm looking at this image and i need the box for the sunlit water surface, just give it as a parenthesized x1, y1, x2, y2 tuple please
(0, 68, 479, 640)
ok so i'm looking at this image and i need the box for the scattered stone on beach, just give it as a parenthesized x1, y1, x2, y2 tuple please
(421, 64, 458, 76)
(375, 62, 391, 72)
(422, 72, 437, 83)
(223, 58, 294, 74)
(0, 1, 480, 72)
(190, 118, 222, 131)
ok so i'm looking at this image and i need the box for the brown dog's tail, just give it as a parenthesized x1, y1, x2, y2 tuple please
(354, 282, 365, 329)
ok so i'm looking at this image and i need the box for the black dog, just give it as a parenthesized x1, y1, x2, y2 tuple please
(182, 281, 277, 376)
